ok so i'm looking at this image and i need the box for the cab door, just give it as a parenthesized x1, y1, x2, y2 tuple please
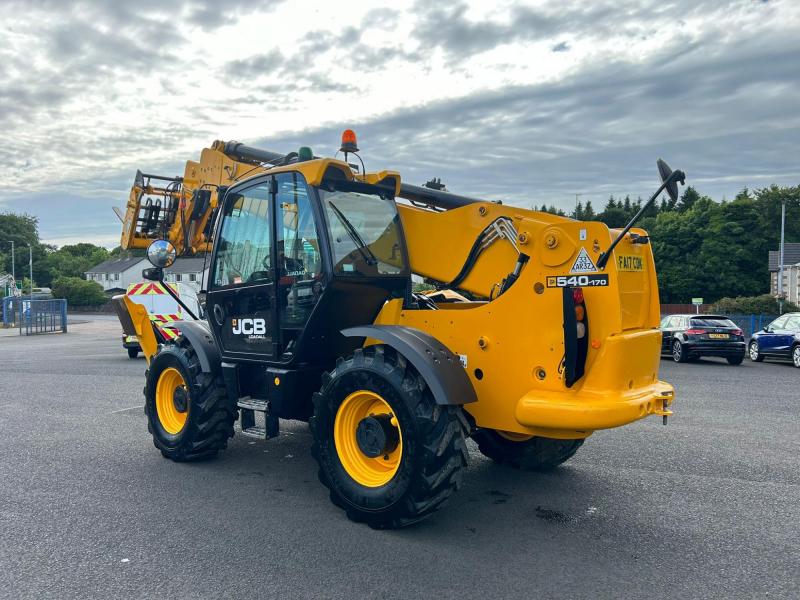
(760, 315, 788, 355)
(207, 179, 278, 361)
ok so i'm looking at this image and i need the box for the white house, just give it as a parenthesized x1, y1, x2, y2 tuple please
(86, 256, 210, 294)
(163, 258, 210, 293)
(85, 257, 148, 294)
(768, 243, 800, 304)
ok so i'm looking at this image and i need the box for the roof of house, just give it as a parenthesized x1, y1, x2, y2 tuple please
(85, 257, 147, 274)
(768, 243, 800, 271)
(164, 257, 208, 275)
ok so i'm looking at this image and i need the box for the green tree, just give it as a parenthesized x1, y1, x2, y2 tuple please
(712, 294, 797, 314)
(678, 186, 700, 212)
(51, 277, 107, 306)
(583, 200, 596, 220)
(47, 243, 109, 279)
(598, 207, 629, 228)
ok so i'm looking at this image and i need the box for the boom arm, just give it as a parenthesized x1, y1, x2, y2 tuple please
(120, 141, 276, 254)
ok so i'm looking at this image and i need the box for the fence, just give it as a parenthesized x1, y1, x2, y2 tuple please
(1, 297, 68, 335)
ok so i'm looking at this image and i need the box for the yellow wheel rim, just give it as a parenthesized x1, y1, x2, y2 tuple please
(496, 429, 534, 442)
(333, 390, 403, 487)
(155, 367, 188, 435)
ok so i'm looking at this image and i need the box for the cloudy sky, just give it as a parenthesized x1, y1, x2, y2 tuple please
(0, 0, 798, 247)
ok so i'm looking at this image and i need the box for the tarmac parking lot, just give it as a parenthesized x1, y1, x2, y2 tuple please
(1, 319, 798, 599)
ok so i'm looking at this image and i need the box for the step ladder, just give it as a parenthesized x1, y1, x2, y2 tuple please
(237, 396, 279, 439)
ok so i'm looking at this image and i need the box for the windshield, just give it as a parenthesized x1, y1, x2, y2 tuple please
(690, 317, 736, 328)
(319, 187, 408, 277)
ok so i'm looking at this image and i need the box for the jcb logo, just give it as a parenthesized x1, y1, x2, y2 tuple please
(231, 318, 266, 335)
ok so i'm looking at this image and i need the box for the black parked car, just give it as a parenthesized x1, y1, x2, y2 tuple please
(660, 314, 746, 364)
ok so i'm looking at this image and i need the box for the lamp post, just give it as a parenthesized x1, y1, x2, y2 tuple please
(778, 199, 786, 314)
(28, 244, 33, 302)
(4, 240, 13, 283)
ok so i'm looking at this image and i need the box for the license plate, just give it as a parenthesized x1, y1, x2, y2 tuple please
(546, 274, 609, 288)
(708, 333, 729, 339)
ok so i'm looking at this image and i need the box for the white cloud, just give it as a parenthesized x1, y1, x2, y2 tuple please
(0, 0, 797, 246)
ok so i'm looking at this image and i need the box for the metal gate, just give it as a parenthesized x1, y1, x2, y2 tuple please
(2, 298, 68, 335)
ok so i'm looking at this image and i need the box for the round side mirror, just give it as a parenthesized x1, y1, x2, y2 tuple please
(147, 239, 177, 268)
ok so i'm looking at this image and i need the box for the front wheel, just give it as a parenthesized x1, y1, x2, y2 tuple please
(145, 337, 235, 461)
(672, 340, 688, 363)
(310, 345, 469, 529)
(749, 340, 764, 362)
(792, 345, 800, 368)
(473, 429, 584, 470)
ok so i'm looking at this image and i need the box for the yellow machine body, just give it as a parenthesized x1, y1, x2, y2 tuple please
(118, 141, 674, 440)
(376, 201, 673, 439)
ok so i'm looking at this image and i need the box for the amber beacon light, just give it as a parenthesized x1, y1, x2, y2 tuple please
(340, 129, 359, 153)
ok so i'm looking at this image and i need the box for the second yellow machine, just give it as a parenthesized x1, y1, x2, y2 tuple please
(114, 131, 681, 528)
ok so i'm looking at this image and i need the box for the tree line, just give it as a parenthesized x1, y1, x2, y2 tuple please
(0, 212, 141, 305)
(536, 184, 800, 304)
(3, 182, 799, 306)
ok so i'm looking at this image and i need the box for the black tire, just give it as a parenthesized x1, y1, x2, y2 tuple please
(473, 430, 584, 470)
(792, 344, 800, 368)
(726, 354, 744, 365)
(310, 345, 469, 529)
(145, 336, 235, 461)
(127, 347, 139, 359)
(748, 340, 764, 362)
(672, 339, 688, 363)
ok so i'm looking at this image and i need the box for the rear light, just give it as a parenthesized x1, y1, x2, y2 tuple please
(733, 329, 743, 336)
(574, 305, 585, 321)
(685, 328, 704, 335)
(573, 288, 584, 304)
(576, 322, 586, 339)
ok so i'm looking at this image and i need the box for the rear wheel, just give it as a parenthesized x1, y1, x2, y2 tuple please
(127, 347, 139, 359)
(792, 344, 800, 368)
(726, 354, 744, 365)
(672, 340, 688, 363)
(749, 340, 764, 362)
(473, 429, 584, 470)
(310, 345, 469, 529)
(145, 337, 235, 461)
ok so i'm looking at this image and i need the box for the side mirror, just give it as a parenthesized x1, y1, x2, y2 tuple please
(142, 267, 163, 282)
(763, 326, 771, 333)
(657, 159, 686, 203)
(147, 239, 177, 268)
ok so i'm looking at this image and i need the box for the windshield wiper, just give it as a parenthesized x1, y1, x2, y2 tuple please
(328, 202, 378, 266)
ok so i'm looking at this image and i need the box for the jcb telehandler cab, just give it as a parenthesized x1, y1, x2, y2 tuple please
(114, 132, 681, 528)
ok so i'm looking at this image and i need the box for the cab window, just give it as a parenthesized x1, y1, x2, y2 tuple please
(275, 172, 323, 327)
(319, 184, 408, 277)
(213, 183, 272, 288)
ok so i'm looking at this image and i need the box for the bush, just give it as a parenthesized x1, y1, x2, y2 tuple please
(711, 294, 799, 314)
(51, 277, 107, 306)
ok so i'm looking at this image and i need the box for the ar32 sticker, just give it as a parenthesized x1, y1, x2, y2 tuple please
(546, 274, 609, 288)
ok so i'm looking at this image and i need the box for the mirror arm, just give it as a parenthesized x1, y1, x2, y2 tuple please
(161, 280, 199, 321)
(141, 267, 199, 321)
(597, 169, 685, 270)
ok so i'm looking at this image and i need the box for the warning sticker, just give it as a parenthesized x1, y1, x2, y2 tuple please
(570, 247, 598, 273)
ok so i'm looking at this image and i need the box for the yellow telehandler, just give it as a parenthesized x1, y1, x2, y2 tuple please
(113, 131, 681, 528)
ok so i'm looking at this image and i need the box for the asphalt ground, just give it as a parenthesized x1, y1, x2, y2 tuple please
(0, 320, 798, 599)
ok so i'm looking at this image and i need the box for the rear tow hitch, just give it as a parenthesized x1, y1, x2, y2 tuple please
(654, 390, 674, 425)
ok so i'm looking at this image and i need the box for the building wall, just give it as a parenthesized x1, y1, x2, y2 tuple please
(163, 268, 209, 292)
(86, 260, 148, 292)
(770, 265, 800, 304)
